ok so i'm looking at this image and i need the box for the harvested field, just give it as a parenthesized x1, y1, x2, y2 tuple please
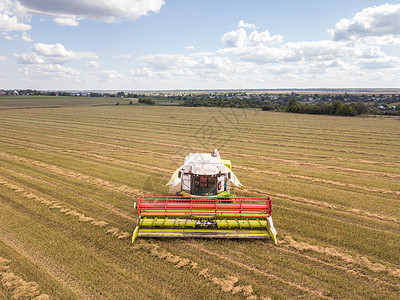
(0, 99, 399, 299)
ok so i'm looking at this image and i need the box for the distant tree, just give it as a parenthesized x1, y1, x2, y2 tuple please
(286, 98, 304, 113)
(261, 102, 274, 111)
(351, 102, 370, 115)
(138, 97, 155, 105)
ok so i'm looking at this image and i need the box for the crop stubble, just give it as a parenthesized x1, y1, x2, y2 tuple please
(0, 103, 399, 299)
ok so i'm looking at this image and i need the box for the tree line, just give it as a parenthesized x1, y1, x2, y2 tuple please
(285, 98, 370, 116)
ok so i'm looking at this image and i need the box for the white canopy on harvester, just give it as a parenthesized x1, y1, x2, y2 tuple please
(166, 149, 242, 187)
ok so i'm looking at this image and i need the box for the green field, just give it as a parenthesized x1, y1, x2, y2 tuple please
(0, 98, 399, 299)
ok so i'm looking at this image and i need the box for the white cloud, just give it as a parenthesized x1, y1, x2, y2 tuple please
(221, 28, 247, 47)
(357, 56, 400, 69)
(0, 0, 31, 32)
(133, 53, 237, 85)
(248, 29, 283, 45)
(14, 43, 97, 65)
(2, 31, 17, 40)
(4, 3, 400, 90)
(14, 52, 45, 64)
(221, 27, 283, 47)
(0, 12, 31, 31)
(95, 70, 124, 80)
(32, 43, 74, 60)
(20, 31, 32, 41)
(31, 43, 97, 63)
(330, 3, 400, 44)
(18, 64, 81, 79)
(2, 30, 32, 41)
(238, 20, 255, 29)
(85, 60, 99, 67)
(113, 54, 131, 59)
(139, 53, 198, 71)
(17, 0, 165, 25)
(53, 15, 80, 26)
(0, 55, 7, 61)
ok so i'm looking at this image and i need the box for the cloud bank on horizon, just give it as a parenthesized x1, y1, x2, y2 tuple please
(0, 0, 400, 90)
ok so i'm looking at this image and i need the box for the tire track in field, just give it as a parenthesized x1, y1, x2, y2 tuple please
(281, 236, 400, 280)
(288, 174, 400, 196)
(2, 127, 400, 182)
(271, 192, 399, 224)
(3, 117, 400, 161)
(0, 178, 131, 240)
(230, 152, 400, 180)
(1, 176, 262, 299)
(275, 240, 399, 290)
(240, 185, 399, 226)
(1, 176, 259, 298)
(4, 133, 399, 204)
(2, 137, 398, 229)
(5, 132, 399, 206)
(0, 161, 283, 298)
(2, 136, 398, 226)
(238, 165, 400, 198)
(0, 170, 261, 299)
(2, 124, 400, 172)
(0, 152, 139, 197)
(5, 162, 396, 294)
(0, 135, 171, 176)
(4, 113, 399, 148)
(185, 241, 331, 299)
(3, 123, 400, 166)
(0, 257, 49, 300)
(0, 232, 88, 299)
(135, 241, 261, 300)
(0, 165, 135, 222)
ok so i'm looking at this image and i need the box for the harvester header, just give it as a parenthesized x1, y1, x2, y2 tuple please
(132, 149, 277, 244)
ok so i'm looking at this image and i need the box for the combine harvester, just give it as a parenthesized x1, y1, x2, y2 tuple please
(132, 149, 277, 244)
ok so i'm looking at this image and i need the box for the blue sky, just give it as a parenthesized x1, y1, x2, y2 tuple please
(1, 0, 400, 90)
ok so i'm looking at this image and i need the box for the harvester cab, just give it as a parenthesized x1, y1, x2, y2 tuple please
(171, 149, 238, 197)
(132, 149, 277, 244)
